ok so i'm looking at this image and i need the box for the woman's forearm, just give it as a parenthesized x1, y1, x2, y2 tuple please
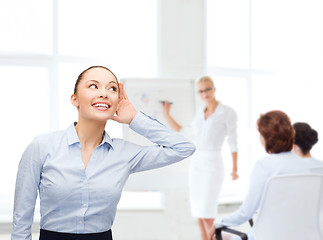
(164, 113, 182, 132)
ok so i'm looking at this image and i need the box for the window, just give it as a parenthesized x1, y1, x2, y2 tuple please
(0, 0, 158, 221)
(0, 66, 50, 220)
(207, 0, 249, 69)
(0, 0, 52, 54)
(207, 0, 323, 200)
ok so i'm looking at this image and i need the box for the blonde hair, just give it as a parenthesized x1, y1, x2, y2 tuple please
(197, 76, 215, 88)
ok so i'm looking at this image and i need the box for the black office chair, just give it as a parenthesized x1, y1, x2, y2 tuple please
(215, 219, 252, 240)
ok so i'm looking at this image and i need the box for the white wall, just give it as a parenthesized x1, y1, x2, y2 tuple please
(114, 192, 199, 240)
(158, 0, 206, 79)
(112, 2, 209, 238)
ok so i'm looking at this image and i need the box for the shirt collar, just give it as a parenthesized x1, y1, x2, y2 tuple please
(66, 123, 114, 149)
(201, 101, 224, 114)
(101, 131, 114, 149)
(216, 101, 224, 113)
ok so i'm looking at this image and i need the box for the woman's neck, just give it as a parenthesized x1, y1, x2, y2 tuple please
(300, 152, 312, 158)
(293, 147, 312, 159)
(205, 98, 219, 112)
(75, 118, 106, 149)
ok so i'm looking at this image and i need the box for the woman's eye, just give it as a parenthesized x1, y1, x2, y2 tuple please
(89, 84, 97, 89)
(108, 86, 117, 92)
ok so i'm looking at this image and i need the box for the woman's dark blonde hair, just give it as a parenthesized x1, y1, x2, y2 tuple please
(197, 76, 215, 88)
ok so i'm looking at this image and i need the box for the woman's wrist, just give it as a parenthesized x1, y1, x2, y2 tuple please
(128, 110, 138, 124)
(231, 171, 239, 180)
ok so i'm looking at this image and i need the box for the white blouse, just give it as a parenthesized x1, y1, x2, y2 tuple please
(306, 157, 323, 168)
(181, 102, 238, 152)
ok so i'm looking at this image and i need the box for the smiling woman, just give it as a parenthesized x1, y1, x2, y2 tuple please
(0, 1, 158, 228)
(71, 66, 121, 125)
(11, 66, 196, 240)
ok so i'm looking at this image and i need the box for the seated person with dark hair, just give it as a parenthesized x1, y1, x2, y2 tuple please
(293, 122, 323, 168)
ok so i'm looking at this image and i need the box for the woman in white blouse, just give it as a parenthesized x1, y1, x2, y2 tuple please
(163, 76, 238, 240)
(208, 110, 320, 240)
(11, 66, 195, 240)
(293, 122, 323, 167)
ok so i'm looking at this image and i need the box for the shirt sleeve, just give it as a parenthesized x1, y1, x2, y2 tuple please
(11, 138, 43, 240)
(128, 112, 196, 173)
(225, 108, 238, 153)
(215, 160, 269, 227)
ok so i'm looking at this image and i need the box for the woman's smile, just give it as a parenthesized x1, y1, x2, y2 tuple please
(92, 101, 111, 111)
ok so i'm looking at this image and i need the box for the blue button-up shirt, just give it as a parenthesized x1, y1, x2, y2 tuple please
(12, 112, 195, 239)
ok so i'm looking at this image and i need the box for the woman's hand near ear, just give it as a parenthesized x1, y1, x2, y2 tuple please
(112, 82, 137, 125)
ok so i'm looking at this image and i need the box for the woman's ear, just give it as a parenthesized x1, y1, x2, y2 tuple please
(259, 134, 266, 147)
(71, 94, 79, 108)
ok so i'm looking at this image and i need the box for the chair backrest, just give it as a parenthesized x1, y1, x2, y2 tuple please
(310, 166, 323, 175)
(310, 167, 323, 237)
(254, 174, 323, 240)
